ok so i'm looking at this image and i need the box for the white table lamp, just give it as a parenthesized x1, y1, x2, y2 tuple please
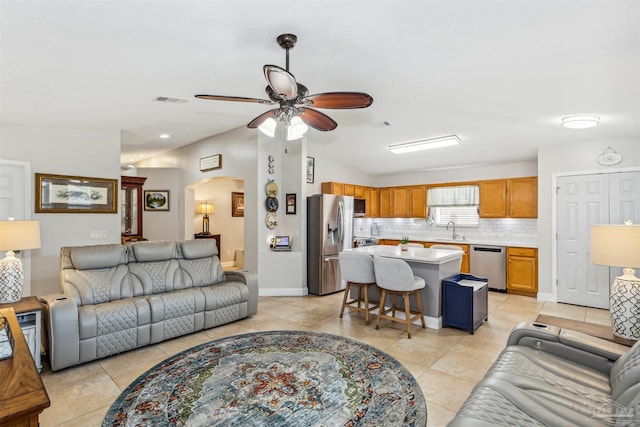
(196, 202, 215, 235)
(591, 222, 640, 340)
(0, 220, 41, 303)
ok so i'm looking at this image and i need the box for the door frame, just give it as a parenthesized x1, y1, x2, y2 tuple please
(0, 159, 34, 295)
(551, 166, 640, 303)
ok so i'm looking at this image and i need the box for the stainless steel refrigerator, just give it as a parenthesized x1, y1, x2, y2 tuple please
(307, 194, 354, 295)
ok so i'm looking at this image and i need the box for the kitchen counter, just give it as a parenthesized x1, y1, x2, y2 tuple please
(357, 235, 537, 248)
(344, 245, 463, 329)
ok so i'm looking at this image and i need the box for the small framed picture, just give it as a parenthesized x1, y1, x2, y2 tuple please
(232, 192, 244, 217)
(306, 157, 315, 184)
(286, 193, 296, 215)
(200, 154, 222, 171)
(144, 190, 170, 211)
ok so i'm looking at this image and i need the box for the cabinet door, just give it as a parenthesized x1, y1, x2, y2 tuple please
(508, 177, 537, 218)
(343, 183, 355, 196)
(507, 249, 537, 296)
(410, 185, 426, 218)
(322, 182, 344, 195)
(370, 187, 379, 217)
(392, 187, 411, 217)
(354, 185, 364, 198)
(479, 179, 507, 217)
(379, 188, 392, 217)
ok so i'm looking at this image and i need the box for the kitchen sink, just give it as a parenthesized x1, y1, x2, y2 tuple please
(431, 237, 466, 242)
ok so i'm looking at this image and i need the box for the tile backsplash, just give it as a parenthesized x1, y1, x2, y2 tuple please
(354, 217, 537, 242)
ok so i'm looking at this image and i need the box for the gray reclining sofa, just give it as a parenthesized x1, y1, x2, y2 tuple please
(449, 322, 640, 426)
(40, 239, 258, 371)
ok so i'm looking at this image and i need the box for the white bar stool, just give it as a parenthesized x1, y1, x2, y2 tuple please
(373, 255, 426, 338)
(338, 251, 379, 325)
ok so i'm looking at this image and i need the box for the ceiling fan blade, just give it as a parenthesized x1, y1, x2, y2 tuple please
(297, 107, 338, 131)
(195, 94, 274, 105)
(304, 92, 374, 109)
(247, 109, 278, 129)
(264, 65, 298, 100)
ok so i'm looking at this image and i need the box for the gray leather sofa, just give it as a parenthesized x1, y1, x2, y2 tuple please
(40, 239, 258, 371)
(448, 322, 640, 426)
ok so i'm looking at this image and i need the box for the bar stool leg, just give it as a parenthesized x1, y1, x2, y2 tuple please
(363, 284, 370, 325)
(403, 292, 412, 338)
(375, 288, 387, 330)
(340, 282, 352, 319)
(414, 289, 426, 329)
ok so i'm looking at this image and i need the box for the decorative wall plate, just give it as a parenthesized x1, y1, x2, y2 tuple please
(265, 212, 278, 229)
(266, 196, 279, 212)
(597, 147, 623, 166)
(265, 181, 278, 197)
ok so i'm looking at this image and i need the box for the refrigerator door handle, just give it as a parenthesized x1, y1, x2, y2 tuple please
(337, 199, 344, 247)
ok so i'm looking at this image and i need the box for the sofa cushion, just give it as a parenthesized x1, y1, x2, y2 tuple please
(65, 244, 127, 270)
(181, 239, 218, 258)
(127, 240, 178, 262)
(610, 340, 640, 405)
(63, 264, 132, 305)
(128, 259, 183, 295)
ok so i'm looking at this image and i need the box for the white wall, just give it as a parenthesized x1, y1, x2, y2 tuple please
(306, 145, 374, 195)
(0, 125, 121, 296)
(137, 167, 182, 242)
(537, 138, 640, 300)
(375, 161, 538, 187)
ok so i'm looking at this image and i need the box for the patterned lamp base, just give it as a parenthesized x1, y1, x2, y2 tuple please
(0, 255, 24, 304)
(610, 275, 640, 340)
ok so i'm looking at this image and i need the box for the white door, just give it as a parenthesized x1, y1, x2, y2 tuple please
(0, 160, 33, 295)
(557, 171, 640, 308)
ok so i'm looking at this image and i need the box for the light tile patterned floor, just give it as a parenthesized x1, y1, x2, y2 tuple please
(38, 292, 612, 427)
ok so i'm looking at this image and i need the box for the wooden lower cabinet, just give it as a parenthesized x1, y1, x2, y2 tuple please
(507, 247, 538, 297)
(424, 242, 470, 273)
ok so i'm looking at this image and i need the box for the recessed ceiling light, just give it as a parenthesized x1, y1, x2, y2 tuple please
(388, 135, 461, 154)
(160, 133, 170, 139)
(561, 115, 600, 129)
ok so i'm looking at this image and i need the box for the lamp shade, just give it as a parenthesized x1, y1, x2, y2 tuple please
(591, 224, 640, 268)
(0, 220, 41, 251)
(196, 202, 215, 215)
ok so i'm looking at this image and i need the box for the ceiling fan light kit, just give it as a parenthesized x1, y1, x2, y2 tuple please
(561, 115, 600, 129)
(388, 135, 462, 154)
(195, 34, 373, 133)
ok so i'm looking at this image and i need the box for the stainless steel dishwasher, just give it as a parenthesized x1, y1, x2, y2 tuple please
(470, 245, 506, 291)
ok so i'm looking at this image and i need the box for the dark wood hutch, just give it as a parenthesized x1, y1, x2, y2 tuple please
(121, 176, 147, 242)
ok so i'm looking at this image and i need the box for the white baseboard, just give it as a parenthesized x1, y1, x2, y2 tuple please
(536, 292, 556, 302)
(259, 288, 309, 297)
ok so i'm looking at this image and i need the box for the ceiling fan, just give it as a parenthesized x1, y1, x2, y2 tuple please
(195, 33, 373, 132)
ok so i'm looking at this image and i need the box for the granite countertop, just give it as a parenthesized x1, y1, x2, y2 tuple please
(354, 235, 537, 248)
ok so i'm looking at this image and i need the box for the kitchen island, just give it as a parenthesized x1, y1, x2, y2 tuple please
(344, 245, 463, 329)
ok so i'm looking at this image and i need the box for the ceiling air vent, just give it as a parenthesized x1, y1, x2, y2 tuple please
(153, 96, 189, 104)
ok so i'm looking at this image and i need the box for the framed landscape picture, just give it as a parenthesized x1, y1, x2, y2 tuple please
(144, 190, 170, 211)
(306, 157, 315, 183)
(35, 173, 118, 213)
(232, 192, 244, 217)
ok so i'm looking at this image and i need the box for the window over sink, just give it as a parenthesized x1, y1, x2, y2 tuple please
(427, 185, 479, 227)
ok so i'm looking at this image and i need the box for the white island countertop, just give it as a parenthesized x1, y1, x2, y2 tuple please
(345, 245, 463, 265)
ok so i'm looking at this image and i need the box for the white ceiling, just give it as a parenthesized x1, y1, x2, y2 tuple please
(2, 1, 639, 176)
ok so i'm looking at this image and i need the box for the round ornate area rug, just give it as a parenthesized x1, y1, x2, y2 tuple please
(103, 330, 426, 426)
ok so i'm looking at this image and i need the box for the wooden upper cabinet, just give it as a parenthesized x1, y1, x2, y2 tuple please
(392, 187, 411, 217)
(508, 177, 537, 218)
(343, 183, 355, 196)
(479, 179, 507, 217)
(479, 177, 537, 218)
(321, 182, 344, 195)
(410, 185, 426, 218)
(379, 187, 392, 217)
(354, 185, 364, 199)
(369, 187, 379, 217)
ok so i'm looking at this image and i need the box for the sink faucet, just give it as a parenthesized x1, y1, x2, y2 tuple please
(446, 220, 458, 240)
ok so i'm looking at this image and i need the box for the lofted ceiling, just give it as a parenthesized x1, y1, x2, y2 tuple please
(1, 1, 639, 176)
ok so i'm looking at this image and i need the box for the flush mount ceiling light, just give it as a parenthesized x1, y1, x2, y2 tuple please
(561, 115, 600, 129)
(387, 135, 461, 154)
(159, 133, 171, 139)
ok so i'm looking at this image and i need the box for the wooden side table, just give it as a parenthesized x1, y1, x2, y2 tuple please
(0, 297, 42, 372)
(0, 307, 50, 426)
(536, 314, 637, 347)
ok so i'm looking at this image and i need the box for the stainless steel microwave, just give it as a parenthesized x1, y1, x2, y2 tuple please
(354, 198, 366, 217)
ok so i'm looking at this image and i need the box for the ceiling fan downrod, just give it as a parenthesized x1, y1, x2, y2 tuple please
(276, 33, 297, 72)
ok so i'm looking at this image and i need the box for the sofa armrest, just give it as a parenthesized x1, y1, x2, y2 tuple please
(507, 321, 629, 374)
(40, 294, 80, 371)
(224, 271, 259, 316)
